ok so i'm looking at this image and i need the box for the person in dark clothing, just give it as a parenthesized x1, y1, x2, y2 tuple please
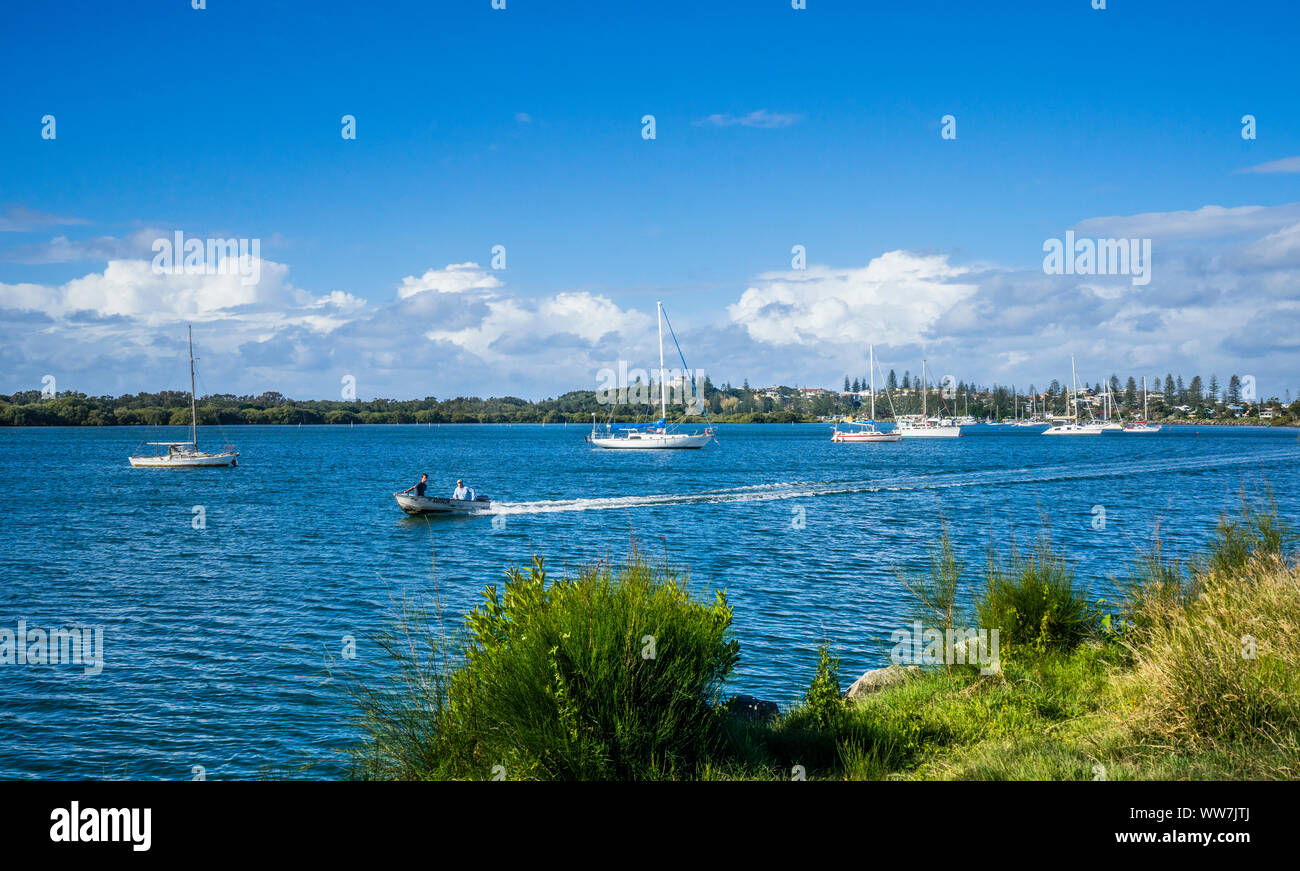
(402, 473, 429, 498)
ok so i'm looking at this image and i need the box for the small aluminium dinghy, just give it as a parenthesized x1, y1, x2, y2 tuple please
(394, 493, 492, 516)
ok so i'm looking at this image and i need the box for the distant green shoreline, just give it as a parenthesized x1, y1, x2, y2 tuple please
(3, 419, 1298, 429)
(4, 387, 1297, 428)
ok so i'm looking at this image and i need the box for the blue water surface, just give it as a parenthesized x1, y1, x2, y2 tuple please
(1, 422, 1296, 779)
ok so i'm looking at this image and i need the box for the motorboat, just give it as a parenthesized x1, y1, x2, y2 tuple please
(395, 493, 493, 515)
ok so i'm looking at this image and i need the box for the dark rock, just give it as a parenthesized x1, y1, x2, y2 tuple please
(727, 694, 780, 723)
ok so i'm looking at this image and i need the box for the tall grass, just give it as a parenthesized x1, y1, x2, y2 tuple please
(895, 523, 965, 664)
(1123, 496, 1299, 766)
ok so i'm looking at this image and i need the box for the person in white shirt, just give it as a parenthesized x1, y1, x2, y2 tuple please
(452, 479, 475, 501)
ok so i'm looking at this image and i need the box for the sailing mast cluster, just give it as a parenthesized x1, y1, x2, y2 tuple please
(831, 350, 1162, 443)
(127, 320, 1162, 472)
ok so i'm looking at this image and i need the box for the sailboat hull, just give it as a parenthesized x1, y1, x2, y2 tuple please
(590, 432, 711, 449)
(1042, 425, 1100, 435)
(128, 451, 239, 467)
(831, 430, 900, 443)
(897, 426, 961, 438)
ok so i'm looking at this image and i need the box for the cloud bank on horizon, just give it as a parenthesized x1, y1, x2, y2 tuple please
(2, 197, 1299, 402)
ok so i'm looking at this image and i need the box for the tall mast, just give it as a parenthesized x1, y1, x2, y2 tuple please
(189, 324, 198, 448)
(656, 300, 666, 422)
(869, 344, 876, 421)
(1070, 355, 1078, 425)
(1143, 375, 1149, 420)
(921, 359, 927, 418)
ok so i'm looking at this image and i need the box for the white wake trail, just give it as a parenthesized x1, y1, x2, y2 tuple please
(489, 447, 1297, 516)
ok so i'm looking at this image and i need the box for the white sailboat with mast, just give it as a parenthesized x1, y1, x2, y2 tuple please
(1123, 376, 1162, 433)
(1043, 355, 1100, 435)
(896, 359, 961, 438)
(831, 344, 900, 442)
(587, 300, 714, 449)
(128, 325, 239, 467)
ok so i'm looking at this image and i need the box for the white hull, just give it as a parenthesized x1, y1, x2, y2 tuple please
(1123, 424, 1161, 433)
(897, 426, 961, 438)
(128, 450, 238, 467)
(1043, 425, 1101, 435)
(590, 431, 712, 449)
(831, 430, 900, 443)
(395, 493, 492, 515)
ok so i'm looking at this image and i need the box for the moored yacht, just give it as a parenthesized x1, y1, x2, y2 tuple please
(1124, 376, 1162, 433)
(831, 345, 900, 442)
(588, 301, 714, 450)
(896, 360, 962, 438)
(1042, 356, 1100, 436)
(128, 326, 239, 467)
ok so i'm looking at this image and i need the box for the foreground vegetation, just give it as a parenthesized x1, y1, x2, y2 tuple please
(350, 500, 1298, 780)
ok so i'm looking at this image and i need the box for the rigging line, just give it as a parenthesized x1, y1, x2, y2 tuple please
(875, 355, 898, 420)
(657, 305, 715, 432)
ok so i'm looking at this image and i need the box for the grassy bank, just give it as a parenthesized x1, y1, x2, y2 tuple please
(350, 499, 1298, 780)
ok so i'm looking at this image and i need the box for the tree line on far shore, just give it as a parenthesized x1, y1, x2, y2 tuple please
(1, 372, 1296, 427)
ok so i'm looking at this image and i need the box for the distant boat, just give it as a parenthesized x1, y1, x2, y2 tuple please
(832, 345, 900, 442)
(1124, 376, 1162, 433)
(588, 301, 714, 449)
(897, 360, 961, 438)
(129, 326, 239, 467)
(1044, 356, 1100, 435)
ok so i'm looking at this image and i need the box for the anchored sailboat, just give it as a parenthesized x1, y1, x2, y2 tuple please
(1123, 376, 1162, 433)
(1043, 356, 1100, 435)
(128, 326, 239, 467)
(896, 360, 961, 438)
(831, 344, 900, 442)
(587, 301, 714, 449)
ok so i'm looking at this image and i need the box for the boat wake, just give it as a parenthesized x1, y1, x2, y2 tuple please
(490, 448, 1297, 516)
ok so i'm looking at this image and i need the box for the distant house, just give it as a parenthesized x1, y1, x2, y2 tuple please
(1260, 409, 1277, 419)
(1173, 405, 1192, 413)
(799, 387, 831, 396)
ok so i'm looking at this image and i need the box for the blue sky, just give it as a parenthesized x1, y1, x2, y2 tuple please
(2, 0, 1298, 401)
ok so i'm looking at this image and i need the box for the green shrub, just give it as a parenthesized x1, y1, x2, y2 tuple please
(976, 534, 1095, 657)
(803, 644, 844, 728)
(354, 550, 741, 780)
